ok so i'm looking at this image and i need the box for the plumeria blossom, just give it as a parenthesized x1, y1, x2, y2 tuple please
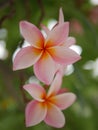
(23, 73, 76, 128)
(13, 8, 81, 85)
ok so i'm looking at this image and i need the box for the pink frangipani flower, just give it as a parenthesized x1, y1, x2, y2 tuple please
(23, 73, 76, 128)
(13, 8, 81, 85)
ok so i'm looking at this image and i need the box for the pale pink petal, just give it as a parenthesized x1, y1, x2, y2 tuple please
(45, 22, 69, 47)
(13, 46, 42, 70)
(41, 24, 50, 35)
(48, 46, 81, 65)
(59, 8, 64, 24)
(44, 103, 65, 128)
(25, 100, 47, 127)
(56, 64, 67, 76)
(23, 83, 46, 102)
(62, 37, 76, 47)
(20, 21, 44, 48)
(34, 51, 56, 85)
(51, 93, 76, 110)
(47, 73, 62, 97)
(57, 88, 69, 94)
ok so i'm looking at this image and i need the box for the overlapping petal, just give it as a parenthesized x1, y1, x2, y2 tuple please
(23, 83, 46, 102)
(20, 21, 44, 48)
(57, 88, 69, 94)
(13, 46, 42, 70)
(41, 24, 50, 35)
(51, 93, 76, 110)
(55, 64, 66, 76)
(25, 100, 47, 127)
(44, 103, 65, 128)
(34, 51, 56, 85)
(47, 73, 62, 97)
(63, 37, 76, 47)
(45, 22, 69, 47)
(48, 46, 81, 65)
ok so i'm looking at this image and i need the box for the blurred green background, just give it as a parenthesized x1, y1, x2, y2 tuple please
(0, 0, 98, 130)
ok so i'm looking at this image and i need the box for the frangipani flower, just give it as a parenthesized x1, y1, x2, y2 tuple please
(13, 8, 81, 85)
(23, 73, 76, 128)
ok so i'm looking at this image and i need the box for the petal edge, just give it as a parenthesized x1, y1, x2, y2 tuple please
(26, 101, 47, 127)
(13, 46, 42, 70)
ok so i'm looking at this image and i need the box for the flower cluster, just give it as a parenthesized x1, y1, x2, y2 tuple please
(13, 8, 81, 128)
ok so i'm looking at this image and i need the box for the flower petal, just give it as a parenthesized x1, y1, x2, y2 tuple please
(57, 88, 69, 94)
(25, 100, 47, 127)
(63, 37, 76, 47)
(23, 83, 46, 102)
(48, 46, 81, 65)
(59, 8, 64, 24)
(51, 93, 76, 110)
(34, 51, 56, 85)
(44, 103, 65, 128)
(20, 21, 44, 48)
(45, 22, 69, 47)
(47, 73, 62, 97)
(56, 64, 67, 76)
(13, 46, 42, 70)
(41, 24, 50, 35)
